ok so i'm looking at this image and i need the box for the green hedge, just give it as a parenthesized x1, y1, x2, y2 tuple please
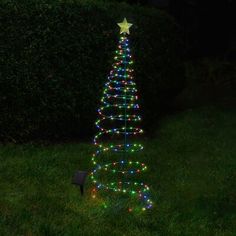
(0, 0, 184, 142)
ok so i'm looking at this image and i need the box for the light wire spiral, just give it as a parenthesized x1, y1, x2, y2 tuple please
(90, 33, 153, 212)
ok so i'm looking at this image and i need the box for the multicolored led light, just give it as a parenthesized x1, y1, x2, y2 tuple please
(90, 19, 153, 212)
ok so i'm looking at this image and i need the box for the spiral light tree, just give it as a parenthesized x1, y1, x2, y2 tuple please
(90, 18, 153, 212)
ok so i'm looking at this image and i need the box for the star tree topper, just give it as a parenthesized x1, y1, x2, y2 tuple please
(117, 18, 133, 35)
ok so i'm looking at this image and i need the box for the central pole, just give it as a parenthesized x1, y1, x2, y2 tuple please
(123, 34, 128, 159)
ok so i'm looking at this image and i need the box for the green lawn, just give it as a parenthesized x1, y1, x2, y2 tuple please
(0, 107, 235, 236)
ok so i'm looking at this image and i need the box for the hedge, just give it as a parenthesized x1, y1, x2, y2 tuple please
(0, 0, 184, 142)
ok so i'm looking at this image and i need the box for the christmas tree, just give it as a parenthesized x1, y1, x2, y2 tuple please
(90, 18, 153, 212)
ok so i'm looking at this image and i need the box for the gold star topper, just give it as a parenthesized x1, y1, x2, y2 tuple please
(117, 18, 133, 35)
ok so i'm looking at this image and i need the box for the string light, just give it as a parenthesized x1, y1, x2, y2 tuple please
(90, 26, 153, 212)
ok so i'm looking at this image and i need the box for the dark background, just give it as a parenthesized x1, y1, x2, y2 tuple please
(0, 0, 235, 142)
(117, 0, 236, 59)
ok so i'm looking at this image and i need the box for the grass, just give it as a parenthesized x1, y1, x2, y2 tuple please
(0, 107, 235, 236)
